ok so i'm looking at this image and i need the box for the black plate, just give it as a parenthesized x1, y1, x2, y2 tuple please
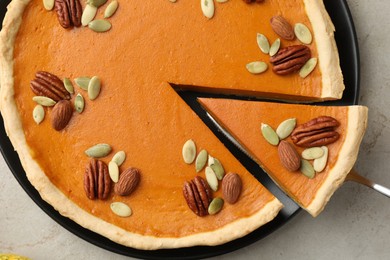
(0, 0, 359, 259)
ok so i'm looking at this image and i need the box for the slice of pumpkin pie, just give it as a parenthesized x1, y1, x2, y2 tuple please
(199, 98, 368, 216)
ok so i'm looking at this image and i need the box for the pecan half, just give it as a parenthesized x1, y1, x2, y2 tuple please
(183, 176, 212, 217)
(31, 71, 70, 101)
(291, 116, 340, 147)
(84, 159, 111, 200)
(270, 45, 311, 75)
(54, 0, 82, 29)
(55, 0, 71, 28)
(67, 0, 82, 27)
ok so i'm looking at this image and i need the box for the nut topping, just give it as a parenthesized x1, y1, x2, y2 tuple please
(183, 176, 212, 217)
(31, 71, 70, 101)
(51, 100, 73, 131)
(201, 0, 215, 19)
(110, 202, 132, 217)
(222, 173, 242, 204)
(182, 139, 196, 164)
(85, 143, 112, 158)
(54, 0, 82, 29)
(270, 45, 311, 75)
(84, 159, 111, 200)
(291, 116, 340, 147)
(278, 140, 301, 171)
(270, 15, 295, 40)
(294, 23, 313, 44)
(54, 0, 71, 28)
(114, 168, 141, 196)
(33, 105, 45, 124)
(68, 0, 82, 27)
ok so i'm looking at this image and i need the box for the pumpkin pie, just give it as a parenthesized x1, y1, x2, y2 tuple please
(0, 0, 355, 250)
(199, 98, 368, 216)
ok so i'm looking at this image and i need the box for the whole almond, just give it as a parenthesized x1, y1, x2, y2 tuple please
(51, 100, 73, 131)
(114, 168, 141, 196)
(270, 15, 295, 40)
(278, 140, 301, 171)
(222, 172, 242, 204)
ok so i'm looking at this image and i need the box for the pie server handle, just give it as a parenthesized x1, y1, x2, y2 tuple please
(346, 169, 390, 198)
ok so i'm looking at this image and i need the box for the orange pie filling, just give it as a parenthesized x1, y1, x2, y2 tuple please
(0, 0, 351, 247)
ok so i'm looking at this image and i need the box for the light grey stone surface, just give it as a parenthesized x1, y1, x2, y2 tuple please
(1, 0, 389, 259)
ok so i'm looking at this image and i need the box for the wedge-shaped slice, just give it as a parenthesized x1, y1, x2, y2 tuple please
(199, 99, 368, 216)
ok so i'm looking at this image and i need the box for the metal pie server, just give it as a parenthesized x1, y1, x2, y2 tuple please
(205, 112, 390, 198)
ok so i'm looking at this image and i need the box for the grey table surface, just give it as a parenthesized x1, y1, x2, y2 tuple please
(1, 1, 390, 259)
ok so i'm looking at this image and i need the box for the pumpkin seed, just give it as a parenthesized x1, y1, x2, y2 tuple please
(302, 147, 324, 160)
(74, 77, 91, 90)
(43, 0, 55, 11)
(210, 157, 224, 180)
(208, 154, 215, 166)
(300, 159, 315, 179)
(108, 161, 119, 183)
(63, 78, 74, 94)
(256, 33, 270, 54)
(182, 139, 196, 164)
(246, 61, 268, 74)
(88, 19, 112, 33)
(169, 0, 177, 2)
(85, 143, 112, 158)
(208, 197, 224, 215)
(87, 0, 108, 8)
(294, 23, 312, 44)
(195, 149, 208, 172)
(216, 0, 229, 2)
(104, 1, 119, 18)
(205, 166, 218, 191)
(82, 4, 98, 27)
(112, 150, 126, 166)
(276, 118, 296, 140)
(201, 0, 215, 19)
(299, 57, 317, 78)
(74, 93, 85, 113)
(87, 76, 101, 100)
(110, 202, 132, 217)
(313, 146, 328, 172)
(32, 96, 56, 106)
(261, 123, 279, 146)
(33, 105, 45, 124)
(269, 38, 281, 57)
